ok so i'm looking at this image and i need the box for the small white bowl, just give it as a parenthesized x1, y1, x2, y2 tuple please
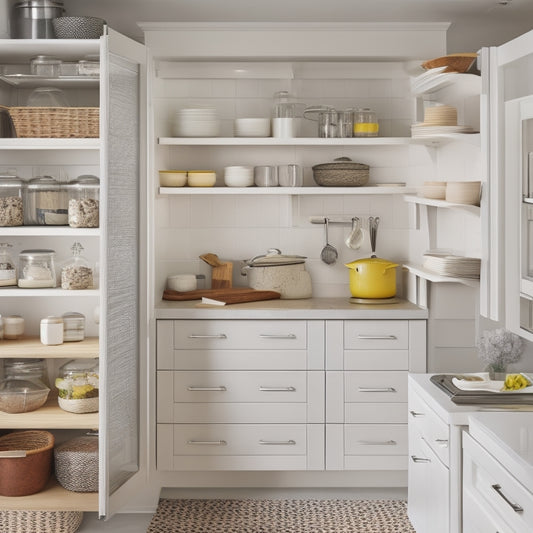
(234, 118, 271, 137)
(224, 166, 254, 187)
(159, 170, 187, 187)
(167, 274, 197, 292)
(187, 171, 216, 187)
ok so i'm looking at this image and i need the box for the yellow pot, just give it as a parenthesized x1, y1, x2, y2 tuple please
(345, 257, 398, 299)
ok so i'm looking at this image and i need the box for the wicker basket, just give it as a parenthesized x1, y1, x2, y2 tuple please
(0, 105, 99, 138)
(54, 435, 98, 492)
(0, 510, 83, 533)
(421, 53, 477, 73)
(0, 430, 54, 496)
(58, 396, 99, 414)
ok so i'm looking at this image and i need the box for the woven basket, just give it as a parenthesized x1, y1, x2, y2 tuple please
(58, 396, 99, 414)
(0, 105, 99, 138)
(54, 435, 98, 492)
(0, 510, 83, 533)
(0, 430, 54, 496)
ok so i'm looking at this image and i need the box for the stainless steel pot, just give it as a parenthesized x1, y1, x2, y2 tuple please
(11, 0, 65, 39)
(241, 248, 312, 299)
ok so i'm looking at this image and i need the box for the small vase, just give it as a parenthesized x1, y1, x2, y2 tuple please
(486, 365, 507, 381)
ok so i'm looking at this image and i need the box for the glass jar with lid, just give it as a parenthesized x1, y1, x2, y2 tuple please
(23, 175, 68, 225)
(62, 311, 85, 342)
(0, 175, 24, 227)
(61, 242, 93, 290)
(68, 175, 99, 228)
(4, 358, 49, 387)
(56, 358, 99, 413)
(30, 55, 62, 77)
(0, 243, 17, 286)
(18, 249, 56, 288)
(353, 108, 379, 137)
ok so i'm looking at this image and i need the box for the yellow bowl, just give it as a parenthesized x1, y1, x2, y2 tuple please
(159, 170, 187, 187)
(188, 171, 216, 187)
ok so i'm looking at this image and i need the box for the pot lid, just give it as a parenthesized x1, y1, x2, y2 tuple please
(244, 248, 306, 267)
(312, 157, 369, 171)
(345, 257, 398, 268)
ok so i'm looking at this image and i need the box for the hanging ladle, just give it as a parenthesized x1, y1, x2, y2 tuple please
(320, 217, 338, 265)
(368, 216, 380, 258)
(345, 216, 363, 250)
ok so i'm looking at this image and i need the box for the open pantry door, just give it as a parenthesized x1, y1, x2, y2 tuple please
(98, 28, 147, 518)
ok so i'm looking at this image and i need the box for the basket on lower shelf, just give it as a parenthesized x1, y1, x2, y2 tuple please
(0, 510, 83, 533)
(55, 435, 98, 492)
(0, 430, 54, 497)
(0, 105, 99, 138)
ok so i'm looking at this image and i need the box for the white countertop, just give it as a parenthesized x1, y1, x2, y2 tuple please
(154, 297, 428, 319)
(469, 412, 533, 492)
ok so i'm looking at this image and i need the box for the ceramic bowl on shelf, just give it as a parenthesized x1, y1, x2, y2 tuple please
(187, 171, 216, 187)
(445, 181, 481, 205)
(234, 118, 271, 137)
(159, 170, 187, 187)
(224, 166, 254, 187)
(420, 180, 447, 199)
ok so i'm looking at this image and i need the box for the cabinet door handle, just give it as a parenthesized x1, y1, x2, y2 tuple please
(435, 439, 449, 447)
(187, 386, 227, 392)
(358, 387, 397, 393)
(188, 334, 227, 339)
(259, 386, 296, 392)
(409, 410, 425, 418)
(259, 440, 296, 445)
(357, 335, 397, 340)
(410, 455, 431, 463)
(259, 334, 297, 339)
(187, 440, 227, 446)
(357, 440, 397, 446)
(491, 484, 524, 513)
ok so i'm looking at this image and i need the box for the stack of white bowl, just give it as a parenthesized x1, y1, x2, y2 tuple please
(234, 118, 271, 137)
(224, 166, 254, 187)
(445, 181, 481, 205)
(172, 107, 220, 137)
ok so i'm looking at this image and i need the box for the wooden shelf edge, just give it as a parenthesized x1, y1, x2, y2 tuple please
(0, 337, 99, 359)
(402, 262, 480, 287)
(404, 194, 481, 214)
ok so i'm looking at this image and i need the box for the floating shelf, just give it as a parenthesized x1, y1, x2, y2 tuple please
(0, 337, 99, 359)
(0, 227, 100, 237)
(410, 132, 480, 146)
(0, 138, 100, 150)
(404, 194, 480, 215)
(1, 288, 99, 297)
(0, 73, 99, 88)
(403, 262, 480, 288)
(158, 136, 413, 146)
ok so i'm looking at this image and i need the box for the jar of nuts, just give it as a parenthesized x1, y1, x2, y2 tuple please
(0, 175, 24, 227)
(61, 242, 93, 290)
(67, 175, 99, 228)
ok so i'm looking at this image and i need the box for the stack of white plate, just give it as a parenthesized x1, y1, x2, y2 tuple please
(224, 166, 254, 187)
(411, 124, 475, 138)
(172, 107, 220, 137)
(423, 253, 481, 279)
(234, 118, 271, 137)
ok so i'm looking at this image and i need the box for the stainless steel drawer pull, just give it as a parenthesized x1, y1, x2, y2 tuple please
(358, 387, 397, 393)
(187, 440, 227, 446)
(409, 410, 425, 418)
(188, 334, 227, 339)
(411, 455, 431, 463)
(259, 334, 297, 339)
(259, 386, 296, 392)
(187, 386, 227, 392)
(491, 484, 524, 513)
(259, 440, 296, 445)
(358, 440, 397, 446)
(357, 335, 397, 340)
(435, 439, 449, 447)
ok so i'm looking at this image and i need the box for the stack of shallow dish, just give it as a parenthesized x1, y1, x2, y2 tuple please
(411, 104, 475, 138)
(224, 166, 254, 187)
(172, 107, 220, 137)
(234, 118, 270, 137)
(423, 252, 481, 279)
(445, 181, 481, 205)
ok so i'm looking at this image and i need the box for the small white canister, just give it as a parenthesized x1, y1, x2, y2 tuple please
(40, 316, 64, 346)
(167, 274, 197, 292)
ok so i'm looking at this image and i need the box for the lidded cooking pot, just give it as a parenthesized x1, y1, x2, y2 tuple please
(312, 157, 370, 187)
(11, 0, 65, 39)
(241, 248, 312, 299)
(345, 257, 398, 299)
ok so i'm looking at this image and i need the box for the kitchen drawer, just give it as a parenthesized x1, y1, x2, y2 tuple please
(345, 402, 407, 424)
(344, 371, 407, 403)
(344, 320, 408, 350)
(344, 423, 407, 456)
(408, 389, 450, 467)
(463, 432, 533, 533)
(463, 487, 513, 533)
(173, 320, 307, 350)
(344, 349, 409, 371)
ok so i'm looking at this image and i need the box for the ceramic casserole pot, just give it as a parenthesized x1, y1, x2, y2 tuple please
(345, 256, 398, 299)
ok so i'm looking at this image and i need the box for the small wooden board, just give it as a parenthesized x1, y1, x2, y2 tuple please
(163, 287, 281, 304)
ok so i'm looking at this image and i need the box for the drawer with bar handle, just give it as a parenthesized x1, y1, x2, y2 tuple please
(343, 320, 408, 350)
(344, 371, 407, 403)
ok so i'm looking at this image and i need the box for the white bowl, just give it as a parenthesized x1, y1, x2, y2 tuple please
(167, 274, 197, 292)
(234, 118, 271, 137)
(159, 170, 187, 187)
(445, 181, 481, 205)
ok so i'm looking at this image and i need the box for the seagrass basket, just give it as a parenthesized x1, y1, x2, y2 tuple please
(54, 435, 98, 492)
(0, 105, 99, 138)
(0, 510, 83, 533)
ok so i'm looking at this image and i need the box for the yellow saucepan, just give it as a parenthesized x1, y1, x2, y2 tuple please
(345, 257, 399, 299)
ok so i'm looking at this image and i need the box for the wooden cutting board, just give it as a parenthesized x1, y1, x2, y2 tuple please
(163, 287, 281, 304)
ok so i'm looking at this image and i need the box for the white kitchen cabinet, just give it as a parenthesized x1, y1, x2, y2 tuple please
(0, 29, 147, 518)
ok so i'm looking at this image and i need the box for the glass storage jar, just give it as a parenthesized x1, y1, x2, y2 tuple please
(23, 175, 68, 226)
(0, 243, 17, 286)
(0, 175, 24, 227)
(18, 249, 56, 288)
(62, 311, 85, 342)
(55, 359, 99, 413)
(30, 55, 61, 77)
(353, 108, 379, 137)
(67, 175, 99, 228)
(61, 242, 93, 290)
(4, 358, 49, 387)
(3, 315, 24, 339)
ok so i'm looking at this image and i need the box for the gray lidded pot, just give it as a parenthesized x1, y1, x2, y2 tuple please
(11, 0, 65, 39)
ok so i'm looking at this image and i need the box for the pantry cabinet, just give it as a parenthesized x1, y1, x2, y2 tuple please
(0, 29, 146, 518)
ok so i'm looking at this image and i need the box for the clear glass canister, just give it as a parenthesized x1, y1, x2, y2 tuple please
(68, 175, 99, 228)
(62, 311, 85, 342)
(353, 108, 379, 137)
(23, 175, 68, 226)
(3, 315, 24, 339)
(4, 358, 49, 387)
(18, 249, 56, 288)
(30, 55, 61, 77)
(61, 242, 93, 290)
(0, 175, 24, 227)
(0, 243, 17, 286)
(56, 358, 99, 413)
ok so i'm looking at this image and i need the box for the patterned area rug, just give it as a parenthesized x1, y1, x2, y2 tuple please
(147, 498, 416, 532)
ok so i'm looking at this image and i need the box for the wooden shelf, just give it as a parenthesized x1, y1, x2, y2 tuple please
(403, 262, 480, 288)
(404, 194, 481, 215)
(158, 136, 412, 146)
(0, 476, 98, 511)
(0, 397, 99, 430)
(0, 337, 99, 359)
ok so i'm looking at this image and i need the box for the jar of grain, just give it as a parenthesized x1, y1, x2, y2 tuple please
(61, 242, 93, 290)
(62, 311, 85, 342)
(0, 175, 24, 227)
(18, 249, 56, 288)
(23, 175, 68, 225)
(67, 175, 99, 228)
